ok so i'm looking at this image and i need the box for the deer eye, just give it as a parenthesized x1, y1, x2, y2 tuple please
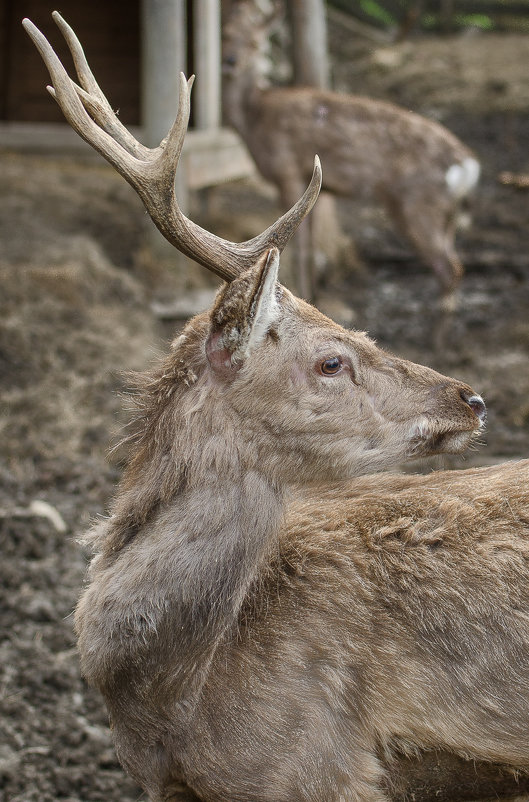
(320, 357, 343, 376)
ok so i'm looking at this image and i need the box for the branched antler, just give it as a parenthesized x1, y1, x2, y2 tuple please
(23, 11, 322, 281)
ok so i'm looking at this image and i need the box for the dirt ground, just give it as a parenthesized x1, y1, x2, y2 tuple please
(2, 29, 529, 802)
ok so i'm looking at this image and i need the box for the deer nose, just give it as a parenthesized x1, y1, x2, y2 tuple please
(461, 391, 486, 423)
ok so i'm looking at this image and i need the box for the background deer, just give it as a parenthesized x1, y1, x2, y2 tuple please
(25, 13, 529, 802)
(222, 0, 480, 308)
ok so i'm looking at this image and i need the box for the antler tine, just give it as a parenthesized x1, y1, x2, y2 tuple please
(22, 16, 143, 176)
(50, 11, 151, 161)
(23, 13, 322, 283)
(247, 155, 321, 253)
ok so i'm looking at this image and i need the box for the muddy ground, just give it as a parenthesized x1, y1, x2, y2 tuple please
(1, 28, 529, 802)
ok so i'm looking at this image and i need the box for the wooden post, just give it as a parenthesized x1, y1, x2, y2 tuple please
(193, 0, 221, 130)
(141, 0, 188, 265)
(141, 0, 187, 143)
(288, 0, 359, 296)
(288, 0, 329, 89)
(288, 0, 330, 298)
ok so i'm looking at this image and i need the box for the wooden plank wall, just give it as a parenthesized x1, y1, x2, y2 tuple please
(1, 0, 140, 123)
(0, 1, 7, 119)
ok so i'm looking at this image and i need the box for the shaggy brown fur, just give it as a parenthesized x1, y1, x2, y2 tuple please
(72, 263, 510, 802)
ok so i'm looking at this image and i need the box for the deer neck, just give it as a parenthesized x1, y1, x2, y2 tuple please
(80, 402, 285, 703)
(223, 72, 264, 139)
(157, 459, 284, 644)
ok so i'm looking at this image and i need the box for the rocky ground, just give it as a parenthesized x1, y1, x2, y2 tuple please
(1, 27, 529, 802)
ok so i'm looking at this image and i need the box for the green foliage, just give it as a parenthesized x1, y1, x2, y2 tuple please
(327, 0, 529, 33)
(422, 11, 494, 30)
(358, 0, 397, 26)
(454, 13, 494, 29)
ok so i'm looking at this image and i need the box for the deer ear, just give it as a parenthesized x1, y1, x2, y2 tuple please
(206, 248, 280, 377)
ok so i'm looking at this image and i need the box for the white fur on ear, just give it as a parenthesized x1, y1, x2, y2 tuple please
(206, 248, 281, 378)
(245, 247, 281, 356)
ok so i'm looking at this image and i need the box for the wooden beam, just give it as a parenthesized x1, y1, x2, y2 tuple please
(141, 0, 188, 251)
(288, 0, 329, 89)
(193, 0, 221, 130)
(141, 0, 187, 145)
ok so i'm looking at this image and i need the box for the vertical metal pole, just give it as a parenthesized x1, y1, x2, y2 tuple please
(289, 0, 329, 89)
(141, 0, 188, 262)
(142, 0, 187, 143)
(193, 0, 221, 130)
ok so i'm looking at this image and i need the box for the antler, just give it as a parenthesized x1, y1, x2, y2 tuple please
(22, 11, 322, 282)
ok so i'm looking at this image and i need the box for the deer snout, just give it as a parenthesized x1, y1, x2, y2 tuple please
(460, 391, 486, 425)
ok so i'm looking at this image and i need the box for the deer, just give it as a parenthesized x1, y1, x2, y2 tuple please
(24, 12, 529, 802)
(222, 0, 480, 308)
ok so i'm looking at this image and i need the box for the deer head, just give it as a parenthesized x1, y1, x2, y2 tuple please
(222, 0, 281, 82)
(23, 12, 486, 499)
(159, 251, 485, 484)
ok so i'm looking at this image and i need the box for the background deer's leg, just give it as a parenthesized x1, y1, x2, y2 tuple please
(383, 190, 464, 311)
(279, 180, 315, 300)
(312, 192, 365, 288)
(295, 216, 314, 301)
(380, 189, 467, 353)
(405, 210, 466, 354)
